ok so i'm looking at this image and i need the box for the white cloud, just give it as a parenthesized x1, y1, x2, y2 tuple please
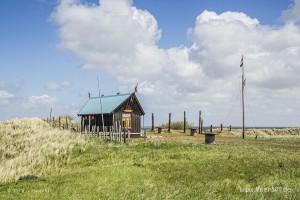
(45, 80, 71, 91)
(52, 0, 300, 126)
(0, 90, 14, 105)
(28, 95, 57, 106)
(0, 90, 14, 99)
(282, 0, 300, 23)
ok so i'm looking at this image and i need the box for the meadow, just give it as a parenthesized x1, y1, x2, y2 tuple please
(0, 119, 299, 199)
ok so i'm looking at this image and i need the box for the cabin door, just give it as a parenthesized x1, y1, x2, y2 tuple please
(122, 113, 132, 131)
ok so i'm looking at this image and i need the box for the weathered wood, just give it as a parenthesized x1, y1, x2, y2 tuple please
(183, 111, 186, 133)
(88, 115, 91, 133)
(59, 117, 61, 129)
(190, 128, 196, 136)
(198, 110, 202, 134)
(157, 127, 162, 134)
(201, 119, 203, 134)
(210, 125, 213, 133)
(66, 117, 68, 129)
(123, 130, 126, 143)
(205, 133, 216, 144)
(151, 113, 154, 131)
(80, 117, 83, 133)
(168, 113, 171, 133)
(220, 123, 223, 132)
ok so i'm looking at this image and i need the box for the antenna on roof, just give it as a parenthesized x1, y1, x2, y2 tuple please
(97, 75, 105, 133)
(134, 81, 138, 93)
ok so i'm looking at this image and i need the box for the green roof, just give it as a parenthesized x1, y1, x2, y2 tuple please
(78, 93, 131, 115)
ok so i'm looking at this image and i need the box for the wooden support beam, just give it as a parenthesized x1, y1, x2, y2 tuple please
(88, 115, 91, 133)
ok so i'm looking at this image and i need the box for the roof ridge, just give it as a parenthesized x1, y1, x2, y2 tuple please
(90, 93, 131, 99)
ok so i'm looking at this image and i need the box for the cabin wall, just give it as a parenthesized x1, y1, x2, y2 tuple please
(81, 114, 113, 132)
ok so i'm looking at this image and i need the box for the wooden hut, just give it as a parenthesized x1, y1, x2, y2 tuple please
(78, 93, 145, 134)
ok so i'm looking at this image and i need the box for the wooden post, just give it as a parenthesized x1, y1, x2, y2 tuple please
(221, 123, 223, 132)
(183, 111, 186, 133)
(210, 125, 213, 133)
(88, 115, 91, 133)
(241, 56, 245, 139)
(52, 117, 55, 127)
(168, 113, 171, 133)
(66, 117, 68, 130)
(123, 130, 126, 143)
(201, 119, 203, 134)
(151, 113, 154, 131)
(59, 117, 61, 129)
(49, 108, 52, 123)
(229, 125, 232, 132)
(80, 116, 83, 133)
(198, 111, 202, 134)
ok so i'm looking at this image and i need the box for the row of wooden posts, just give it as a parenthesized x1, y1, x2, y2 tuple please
(45, 116, 77, 131)
(151, 111, 232, 134)
(45, 116, 130, 143)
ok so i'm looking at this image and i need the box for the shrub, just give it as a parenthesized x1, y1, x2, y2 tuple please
(161, 121, 193, 130)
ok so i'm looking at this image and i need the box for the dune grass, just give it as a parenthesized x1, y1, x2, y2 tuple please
(0, 120, 299, 199)
(0, 118, 87, 182)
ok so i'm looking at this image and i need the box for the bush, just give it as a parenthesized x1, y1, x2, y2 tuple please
(161, 121, 193, 130)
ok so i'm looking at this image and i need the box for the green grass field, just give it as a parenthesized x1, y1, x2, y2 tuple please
(0, 129, 299, 200)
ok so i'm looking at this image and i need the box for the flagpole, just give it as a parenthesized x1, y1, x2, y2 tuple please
(241, 56, 245, 139)
(97, 76, 105, 133)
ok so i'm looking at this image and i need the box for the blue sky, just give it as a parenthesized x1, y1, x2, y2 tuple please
(1, 0, 299, 127)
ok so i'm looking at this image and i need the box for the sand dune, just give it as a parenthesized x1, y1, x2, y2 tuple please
(0, 118, 87, 182)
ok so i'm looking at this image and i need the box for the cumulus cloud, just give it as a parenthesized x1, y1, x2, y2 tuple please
(282, 0, 300, 23)
(52, 0, 300, 126)
(45, 80, 71, 91)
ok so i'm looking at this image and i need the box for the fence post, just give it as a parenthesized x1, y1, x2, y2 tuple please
(66, 117, 68, 130)
(151, 113, 154, 131)
(52, 117, 55, 127)
(229, 125, 232, 132)
(198, 110, 202, 134)
(58, 117, 61, 129)
(88, 115, 91, 134)
(184, 111, 186, 133)
(210, 125, 213, 133)
(221, 123, 223, 132)
(168, 113, 171, 133)
(123, 130, 126, 143)
(201, 119, 203, 134)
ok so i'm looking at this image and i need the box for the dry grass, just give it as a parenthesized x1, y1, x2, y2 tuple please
(224, 128, 300, 137)
(0, 118, 87, 182)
